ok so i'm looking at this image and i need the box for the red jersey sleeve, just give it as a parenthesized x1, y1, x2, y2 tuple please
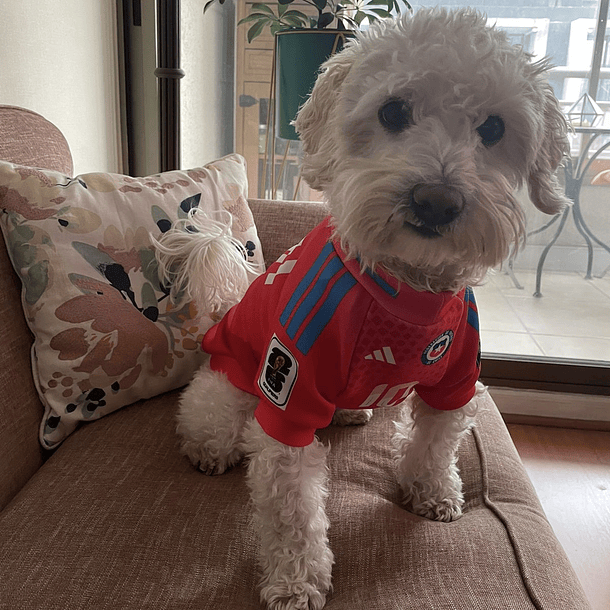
(253, 274, 364, 446)
(254, 333, 340, 447)
(253, 235, 366, 446)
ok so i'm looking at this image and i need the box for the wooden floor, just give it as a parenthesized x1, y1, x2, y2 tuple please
(507, 424, 610, 610)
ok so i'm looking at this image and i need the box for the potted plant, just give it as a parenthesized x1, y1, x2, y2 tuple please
(234, 0, 410, 42)
(206, 0, 410, 140)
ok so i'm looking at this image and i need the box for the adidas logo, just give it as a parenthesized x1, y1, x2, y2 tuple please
(364, 346, 396, 365)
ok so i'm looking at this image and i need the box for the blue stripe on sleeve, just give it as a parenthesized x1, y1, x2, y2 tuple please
(279, 242, 334, 326)
(286, 255, 343, 340)
(296, 271, 357, 355)
(465, 287, 479, 331)
(365, 269, 399, 297)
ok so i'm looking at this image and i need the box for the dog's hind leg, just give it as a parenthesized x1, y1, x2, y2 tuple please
(176, 358, 258, 475)
(392, 392, 478, 522)
(243, 419, 334, 610)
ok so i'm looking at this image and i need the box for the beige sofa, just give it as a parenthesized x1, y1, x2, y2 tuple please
(0, 105, 592, 609)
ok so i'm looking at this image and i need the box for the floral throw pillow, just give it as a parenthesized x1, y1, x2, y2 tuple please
(0, 154, 264, 449)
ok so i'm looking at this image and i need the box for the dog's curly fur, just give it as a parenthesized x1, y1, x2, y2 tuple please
(296, 8, 569, 293)
(155, 9, 570, 609)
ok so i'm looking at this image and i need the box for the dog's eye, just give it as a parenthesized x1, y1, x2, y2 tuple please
(378, 100, 412, 133)
(477, 115, 505, 147)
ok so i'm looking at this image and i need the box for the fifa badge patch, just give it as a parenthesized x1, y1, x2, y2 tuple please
(421, 330, 454, 365)
(258, 335, 298, 409)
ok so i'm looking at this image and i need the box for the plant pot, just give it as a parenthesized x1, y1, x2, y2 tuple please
(275, 29, 353, 140)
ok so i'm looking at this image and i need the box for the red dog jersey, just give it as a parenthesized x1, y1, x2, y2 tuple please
(203, 217, 481, 447)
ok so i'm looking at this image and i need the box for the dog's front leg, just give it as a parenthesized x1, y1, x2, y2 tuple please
(243, 419, 334, 610)
(392, 392, 478, 522)
(176, 359, 258, 475)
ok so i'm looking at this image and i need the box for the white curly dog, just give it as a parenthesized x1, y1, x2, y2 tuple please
(155, 8, 570, 610)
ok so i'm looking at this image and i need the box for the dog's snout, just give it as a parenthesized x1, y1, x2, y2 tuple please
(411, 185, 464, 228)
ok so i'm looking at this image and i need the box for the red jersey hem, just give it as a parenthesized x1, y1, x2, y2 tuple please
(254, 409, 316, 447)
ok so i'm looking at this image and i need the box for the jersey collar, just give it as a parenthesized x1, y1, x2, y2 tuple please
(328, 223, 460, 325)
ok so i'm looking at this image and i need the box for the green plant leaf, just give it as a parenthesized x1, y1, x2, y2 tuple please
(391, 0, 412, 12)
(353, 10, 366, 25)
(278, 0, 296, 4)
(281, 15, 307, 27)
(281, 9, 309, 18)
(280, 9, 309, 26)
(317, 12, 334, 28)
(238, 13, 275, 25)
(251, 3, 276, 15)
(366, 8, 391, 18)
(247, 20, 267, 43)
(312, 0, 327, 10)
(337, 15, 358, 29)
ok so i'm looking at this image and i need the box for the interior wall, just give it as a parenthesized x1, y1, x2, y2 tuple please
(0, 0, 121, 175)
(180, 0, 235, 169)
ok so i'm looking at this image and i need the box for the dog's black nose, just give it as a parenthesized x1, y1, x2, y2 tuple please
(411, 185, 464, 228)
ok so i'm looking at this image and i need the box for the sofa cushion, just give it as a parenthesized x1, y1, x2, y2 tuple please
(0, 389, 590, 609)
(0, 155, 264, 449)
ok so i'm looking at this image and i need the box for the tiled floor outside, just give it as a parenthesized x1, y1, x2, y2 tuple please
(474, 269, 610, 362)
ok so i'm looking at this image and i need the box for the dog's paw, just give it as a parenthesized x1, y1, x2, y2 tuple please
(399, 474, 464, 522)
(331, 408, 373, 426)
(262, 581, 328, 610)
(258, 537, 333, 610)
(407, 497, 463, 522)
(180, 440, 243, 475)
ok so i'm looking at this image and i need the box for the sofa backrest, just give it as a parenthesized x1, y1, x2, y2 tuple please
(0, 105, 73, 176)
(0, 105, 74, 510)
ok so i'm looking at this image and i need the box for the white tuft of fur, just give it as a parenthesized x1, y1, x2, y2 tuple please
(152, 208, 256, 313)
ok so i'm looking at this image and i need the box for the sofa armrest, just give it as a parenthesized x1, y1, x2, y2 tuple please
(248, 198, 329, 266)
(0, 105, 75, 510)
(0, 238, 46, 511)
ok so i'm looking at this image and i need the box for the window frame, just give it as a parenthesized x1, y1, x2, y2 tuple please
(481, 356, 610, 396)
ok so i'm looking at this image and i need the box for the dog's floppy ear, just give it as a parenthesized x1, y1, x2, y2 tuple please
(295, 51, 354, 190)
(527, 82, 572, 215)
